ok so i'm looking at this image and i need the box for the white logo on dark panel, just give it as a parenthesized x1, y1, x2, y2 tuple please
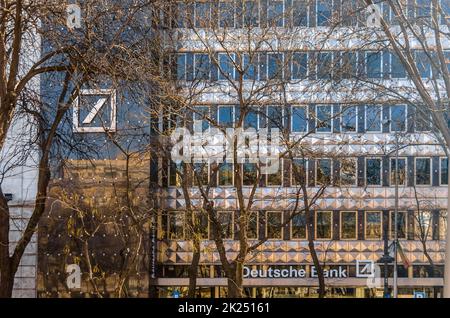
(73, 89, 117, 133)
(356, 260, 375, 278)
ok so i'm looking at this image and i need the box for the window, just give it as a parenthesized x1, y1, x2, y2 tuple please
(218, 211, 234, 239)
(365, 211, 382, 240)
(193, 162, 209, 186)
(267, 0, 284, 27)
(195, 212, 210, 239)
(415, 158, 431, 185)
(218, 53, 235, 80)
(218, 162, 233, 186)
(366, 52, 382, 79)
(194, 54, 210, 80)
(317, 0, 332, 26)
(218, 105, 234, 127)
(341, 0, 358, 26)
(316, 211, 332, 239)
(390, 211, 407, 240)
(168, 212, 184, 239)
(341, 211, 357, 240)
(219, 1, 235, 27)
(248, 212, 258, 239)
(193, 106, 210, 132)
(316, 159, 332, 186)
(365, 105, 382, 132)
(244, 107, 259, 129)
(195, 1, 211, 28)
(243, 162, 258, 185)
(266, 211, 283, 239)
(292, 106, 308, 132)
(390, 105, 406, 132)
(390, 158, 407, 186)
(169, 161, 182, 187)
(291, 52, 308, 80)
(415, 110, 431, 132)
(176, 2, 188, 28)
(415, 51, 431, 78)
(366, 158, 382, 186)
(316, 105, 332, 133)
(390, 53, 406, 79)
(266, 106, 283, 132)
(442, 0, 450, 25)
(341, 52, 357, 79)
(266, 158, 282, 186)
(340, 158, 357, 186)
(177, 54, 186, 80)
(268, 53, 284, 80)
(291, 212, 307, 239)
(415, 211, 432, 240)
(441, 158, 448, 185)
(317, 52, 333, 80)
(292, 158, 307, 186)
(341, 106, 357, 132)
(415, 0, 431, 20)
(293, 0, 308, 26)
(243, 0, 259, 27)
(243, 54, 258, 80)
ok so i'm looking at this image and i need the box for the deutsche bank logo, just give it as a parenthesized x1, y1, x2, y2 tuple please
(73, 89, 117, 133)
(356, 260, 375, 278)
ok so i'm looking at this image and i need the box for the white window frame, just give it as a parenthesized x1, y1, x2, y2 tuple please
(340, 211, 358, 240)
(415, 157, 432, 186)
(217, 211, 234, 240)
(315, 158, 333, 187)
(267, 0, 286, 28)
(218, 0, 236, 28)
(217, 162, 235, 187)
(389, 104, 407, 133)
(390, 157, 407, 186)
(292, 0, 310, 27)
(365, 211, 383, 240)
(315, 104, 333, 133)
(315, 211, 333, 240)
(266, 211, 284, 240)
(389, 211, 408, 240)
(218, 52, 236, 81)
(340, 105, 358, 133)
(365, 105, 383, 133)
(290, 52, 309, 80)
(291, 157, 308, 186)
(291, 105, 308, 133)
(340, 157, 358, 187)
(365, 157, 383, 187)
(290, 212, 308, 240)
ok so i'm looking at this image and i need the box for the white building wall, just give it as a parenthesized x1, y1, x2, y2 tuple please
(0, 25, 40, 298)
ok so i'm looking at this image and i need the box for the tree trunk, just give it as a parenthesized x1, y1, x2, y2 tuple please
(227, 262, 244, 298)
(0, 190, 13, 298)
(306, 208, 326, 298)
(187, 238, 201, 298)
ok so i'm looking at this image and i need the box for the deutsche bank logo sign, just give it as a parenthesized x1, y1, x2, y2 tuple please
(356, 260, 375, 278)
(73, 89, 117, 133)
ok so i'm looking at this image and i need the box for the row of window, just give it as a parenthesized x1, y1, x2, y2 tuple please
(162, 210, 446, 241)
(168, 157, 449, 187)
(172, 0, 450, 29)
(179, 104, 431, 133)
(176, 50, 450, 81)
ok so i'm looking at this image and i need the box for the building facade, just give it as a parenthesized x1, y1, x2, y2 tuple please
(152, 0, 449, 298)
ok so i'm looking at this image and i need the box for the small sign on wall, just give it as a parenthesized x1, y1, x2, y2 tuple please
(72, 89, 117, 133)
